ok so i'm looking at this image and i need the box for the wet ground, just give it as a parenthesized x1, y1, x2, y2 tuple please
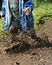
(0, 18, 52, 65)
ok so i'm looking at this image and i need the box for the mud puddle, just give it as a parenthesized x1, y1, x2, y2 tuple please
(0, 18, 52, 65)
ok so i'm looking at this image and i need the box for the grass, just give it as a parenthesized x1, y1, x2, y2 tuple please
(0, 18, 9, 37)
(0, 18, 4, 31)
(33, 1, 52, 28)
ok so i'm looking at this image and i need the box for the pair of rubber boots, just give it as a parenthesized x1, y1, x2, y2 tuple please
(9, 25, 37, 40)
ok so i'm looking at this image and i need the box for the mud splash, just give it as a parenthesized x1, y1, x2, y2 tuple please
(0, 18, 52, 65)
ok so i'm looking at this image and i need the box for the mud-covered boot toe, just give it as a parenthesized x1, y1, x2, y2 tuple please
(9, 25, 15, 33)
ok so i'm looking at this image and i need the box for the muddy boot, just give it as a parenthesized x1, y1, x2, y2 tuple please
(30, 29, 37, 39)
(27, 29, 37, 39)
(9, 25, 14, 33)
(9, 25, 18, 34)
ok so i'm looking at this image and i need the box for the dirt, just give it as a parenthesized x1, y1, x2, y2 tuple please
(0, 18, 52, 65)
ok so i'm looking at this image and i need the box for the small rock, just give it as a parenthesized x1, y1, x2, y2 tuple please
(16, 62, 20, 65)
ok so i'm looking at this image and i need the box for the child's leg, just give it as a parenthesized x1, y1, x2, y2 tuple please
(26, 13, 37, 39)
(26, 13, 34, 29)
(9, 0, 20, 33)
(9, 19, 20, 33)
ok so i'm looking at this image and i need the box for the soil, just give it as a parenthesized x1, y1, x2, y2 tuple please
(0, 18, 52, 65)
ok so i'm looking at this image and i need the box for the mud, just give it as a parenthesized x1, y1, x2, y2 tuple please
(0, 18, 52, 65)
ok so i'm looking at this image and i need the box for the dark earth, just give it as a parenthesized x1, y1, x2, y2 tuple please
(0, 18, 52, 65)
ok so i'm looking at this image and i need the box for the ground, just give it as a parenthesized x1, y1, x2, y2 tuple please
(0, 18, 52, 65)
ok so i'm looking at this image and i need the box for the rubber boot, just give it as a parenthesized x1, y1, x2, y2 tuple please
(29, 29, 37, 39)
(25, 29, 37, 39)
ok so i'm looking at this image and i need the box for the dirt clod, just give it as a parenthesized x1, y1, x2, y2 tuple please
(16, 62, 20, 65)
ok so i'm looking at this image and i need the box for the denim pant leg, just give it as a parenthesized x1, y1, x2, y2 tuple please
(26, 13, 34, 30)
(4, 17, 9, 30)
